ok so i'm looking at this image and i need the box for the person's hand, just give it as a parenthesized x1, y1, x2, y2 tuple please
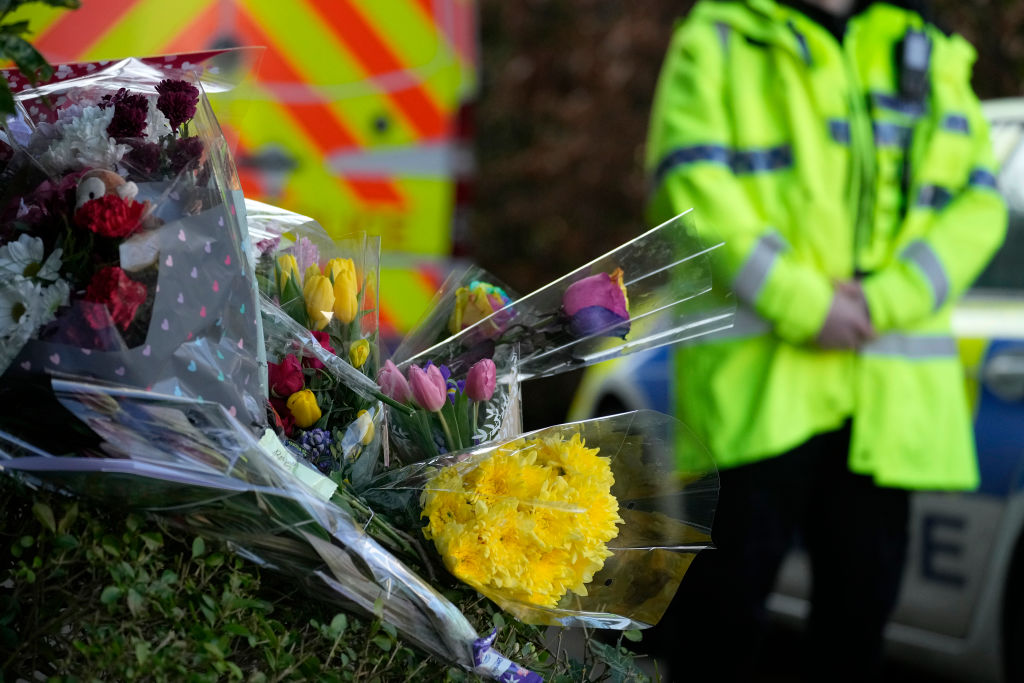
(815, 281, 875, 350)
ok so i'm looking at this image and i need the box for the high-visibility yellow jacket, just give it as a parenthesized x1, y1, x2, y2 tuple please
(648, 0, 1007, 489)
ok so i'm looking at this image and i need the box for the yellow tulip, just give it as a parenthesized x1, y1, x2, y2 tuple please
(332, 263, 359, 325)
(303, 273, 335, 330)
(277, 254, 299, 293)
(356, 409, 375, 445)
(325, 257, 357, 290)
(349, 338, 370, 369)
(286, 389, 321, 428)
(304, 264, 322, 284)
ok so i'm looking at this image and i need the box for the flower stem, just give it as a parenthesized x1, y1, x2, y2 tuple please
(436, 411, 457, 453)
(374, 389, 415, 417)
(471, 402, 479, 440)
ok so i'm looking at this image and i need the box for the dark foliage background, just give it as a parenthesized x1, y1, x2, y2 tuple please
(467, 0, 1024, 428)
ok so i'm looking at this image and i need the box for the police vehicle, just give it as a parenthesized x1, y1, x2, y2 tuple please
(567, 98, 1024, 683)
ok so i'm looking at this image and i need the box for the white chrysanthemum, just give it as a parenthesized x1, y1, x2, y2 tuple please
(38, 104, 129, 174)
(144, 97, 173, 139)
(40, 279, 70, 320)
(0, 234, 63, 281)
(0, 278, 43, 339)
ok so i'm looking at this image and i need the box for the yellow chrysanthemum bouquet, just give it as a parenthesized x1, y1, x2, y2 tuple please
(422, 432, 622, 608)
(364, 410, 720, 628)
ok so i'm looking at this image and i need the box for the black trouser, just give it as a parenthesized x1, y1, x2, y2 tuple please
(650, 422, 910, 682)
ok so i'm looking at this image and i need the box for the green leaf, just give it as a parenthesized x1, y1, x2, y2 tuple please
(58, 502, 78, 533)
(126, 589, 144, 617)
(371, 635, 392, 652)
(328, 613, 348, 638)
(491, 612, 506, 630)
(223, 623, 252, 638)
(0, 34, 52, 83)
(33, 0, 83, 8)
(32, 502, 56, 533)
(100, 586, 123, 605)
(191, 536, 206, 558)
(140, 532, 163, 550)
(0, 22, 31, 36)
(623, 629, 642, 642)
(0, 81, 14, 117)
(134, 641, 150, 666)
(53, 534, 78, 551)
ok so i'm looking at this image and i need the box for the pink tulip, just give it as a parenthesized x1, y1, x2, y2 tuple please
(408, 363, 447, 412)
(377, 359, 412, 404)
(465, 358, 497, 401)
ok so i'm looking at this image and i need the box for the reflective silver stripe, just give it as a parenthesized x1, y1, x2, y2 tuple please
(733, 232, 786, 304)
(902, 240, 949, 310)
(715, 21, 730, 53)
(942, 114, 970, 134)
(862, 334, 958, 358)
(872, 92, 926, 118)
(829, 119, 850, 144)
(652, 145, 792, 186)
(873, 122, 912, 147)
(916, 184, 953, 210)
(969, 168, 997, 189)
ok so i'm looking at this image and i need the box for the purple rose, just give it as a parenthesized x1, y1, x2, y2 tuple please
(562, 267, 631, 338)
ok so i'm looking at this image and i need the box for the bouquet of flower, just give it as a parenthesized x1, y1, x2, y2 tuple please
(376, 343, 521, 465)
(363, 410, 719, 629)
(0, 55, 264, 428)
(395, 210, 735, 382)
(247, 199, 390, 485)
(0, 380, 540, 681)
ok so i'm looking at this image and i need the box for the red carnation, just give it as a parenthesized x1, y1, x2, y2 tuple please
(304, 330, 336, 370)
(155, 79, 200, 131)
(101, 87, 149, 139)
(268, 353, 305, 397)
(75, 194, 146, 238)
(84, 266, 148, 331)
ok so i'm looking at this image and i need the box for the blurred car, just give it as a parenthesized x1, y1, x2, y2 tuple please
(567, 98, 1024, 683)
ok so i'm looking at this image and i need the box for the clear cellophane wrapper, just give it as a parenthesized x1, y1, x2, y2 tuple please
(396, 211, 735, 382)
(0, 56, 265, 428)
(0, 381, 538, 680)
(246, 198, 385, 487)
(362, 409, 719, 629)
(381, 342, 522, 468)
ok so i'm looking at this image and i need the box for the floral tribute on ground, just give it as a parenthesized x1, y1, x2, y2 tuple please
(0, 55, 262, 425)
(0, 56, 544, 682)
(0, 55, 727, 683)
